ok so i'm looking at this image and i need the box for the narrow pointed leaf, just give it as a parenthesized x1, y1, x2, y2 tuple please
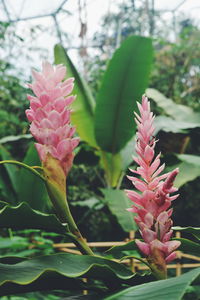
(104, 267, 200, 300)
(54, 44, 97, 148)
(95, 35, 153, 153)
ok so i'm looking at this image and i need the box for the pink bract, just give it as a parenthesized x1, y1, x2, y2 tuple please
(126, 95, 180, 262)
(26, 61, 79, 175)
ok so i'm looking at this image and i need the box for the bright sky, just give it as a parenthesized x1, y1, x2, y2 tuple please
(0, 0, 199, 76)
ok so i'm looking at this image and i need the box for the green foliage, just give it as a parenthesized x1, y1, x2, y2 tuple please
(0, 60, 28, 139)
(0, 143, 50, 211)
(95, 35, 153, 153)
(0, 201, 67, 234)
(150, 25, 200, 110)
(54, 44, 97, 148)
(0, 252, 146, 296)
(104, 267, 200, 300)
(102, 189, 137, 232)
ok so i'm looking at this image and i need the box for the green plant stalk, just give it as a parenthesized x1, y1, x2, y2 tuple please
(0, 160, 45, 181)
(45, 179, 94, 256)
(147, 250, 167, 280)
(43, 154, 94, 256)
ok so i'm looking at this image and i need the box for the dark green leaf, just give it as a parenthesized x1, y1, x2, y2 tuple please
(173, 238, 200, 257)
(104, 267, 200, 300)
(95, 35, 153, 153)
(106, 241, 138, 259)
(0, 253, 140, 295)
(0, 201, 66, 234)
(173, 226, 200, 240)
(54, 44, 97, 148)
(0, 146, 18, 193)
(16, 143, 50, 211)
(102, 189, 137, 232)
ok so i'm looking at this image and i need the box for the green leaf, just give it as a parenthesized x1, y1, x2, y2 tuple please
(173, 162, 200, 188)
(177, 154, 200, 166)
(0, 134, 32, 144)
(154, 116, 199, 134)
(102, 189, 137, 232)
(146, 88, 200, 123)
(0, 146, 18, 193)
(54, 44, 97, 148)
(0, 253, 141, 295)
(100, 151, 123, 187)
(119, 137, 136, 171)
(173, 238, 200, 257)
(16, 143, 49, 211)
(95, 35, 153, 153)
(0, 201, 67, 234)
(104, 267, 200, 300)
(106, 241, 138, 259)
(173, 226, 200, 240)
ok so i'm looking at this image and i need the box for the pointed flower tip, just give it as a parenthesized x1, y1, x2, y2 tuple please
(125, 95, 180, 264)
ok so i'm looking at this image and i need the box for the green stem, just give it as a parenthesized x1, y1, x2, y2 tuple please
(0, 160, 45, 182)
(45, 181, 94, 256)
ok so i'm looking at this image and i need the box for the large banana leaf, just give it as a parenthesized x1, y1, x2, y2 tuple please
(104, 267, 200, 300)
(54, 44, 97, 148)
(95, 35, 153, 154)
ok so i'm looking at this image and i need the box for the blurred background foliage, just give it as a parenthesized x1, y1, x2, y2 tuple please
(0, 0, 199, 298)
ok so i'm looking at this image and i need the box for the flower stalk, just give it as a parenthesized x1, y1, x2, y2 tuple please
(26, 61, 94, 256)
(126, 95, 181, 279)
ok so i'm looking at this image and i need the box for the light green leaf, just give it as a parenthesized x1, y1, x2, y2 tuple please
(154, 116, 200, 134)
(102, 189, 137, 232)
(104, 267, 200, 300)
(177, 154, 200, 166)
(95, 35, 153, 153)
(100, 151, 123, 187)
(54, 44, 97, 148)
(119, 137, 136, 171)
(146, 88, 200, 123)
(0, 134, 32, 144)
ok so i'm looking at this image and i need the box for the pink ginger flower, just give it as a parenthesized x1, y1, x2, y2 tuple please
(26, 61, 79, 175)
(126, 95, 181, 265)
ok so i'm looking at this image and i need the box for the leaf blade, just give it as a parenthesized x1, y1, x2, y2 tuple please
(95, 35, 153, 153)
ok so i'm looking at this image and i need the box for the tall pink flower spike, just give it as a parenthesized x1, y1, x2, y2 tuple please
(126, 95, 181, 278)
(26, 61, 79, 175)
